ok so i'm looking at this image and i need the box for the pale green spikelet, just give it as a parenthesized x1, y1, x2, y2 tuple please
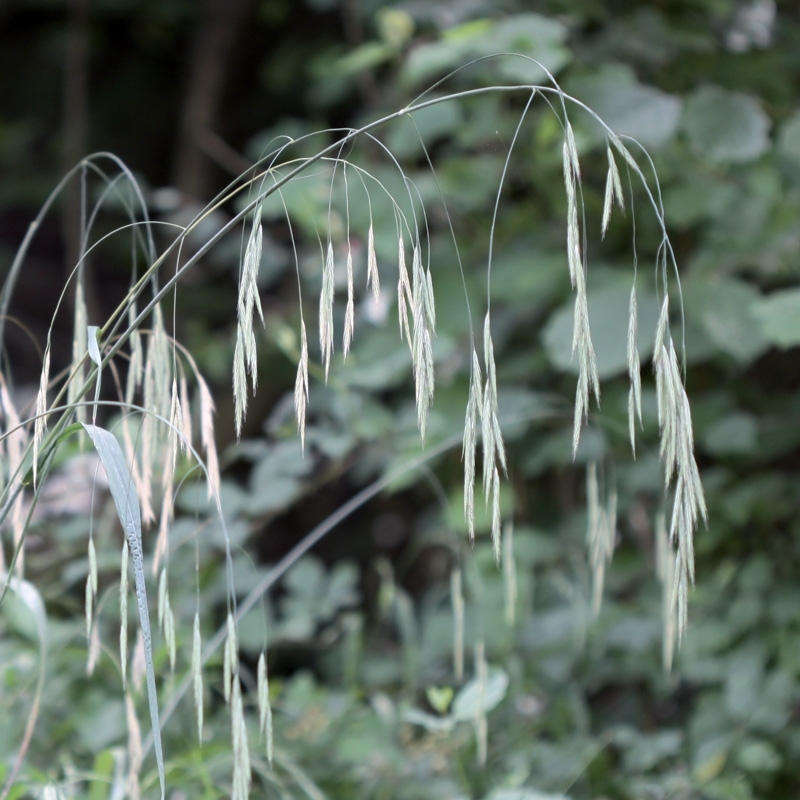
(232, 203, 265, 437)
(86, 620, 100, 676)
(320, 240, 335, 379)
(397, 237, 412, 343)
(223, 612, 238, 703)
(192, 611, 204, 743)
(601, 143, 625, 238)
(627, 286, 642, 456)
(655, 511, 677, 671)
(233, 329, 248, 439)
(164, 601, 176, 672)
(652, 296, 706, 642)
(125, 692, 143, 800)
(411, 243, 435, 440)
(88, 537, 98, 595)
(157, 567, 167, 631)
(503, 521, 517, 626)
(198, 374, 220, 498)
(367, 223, 380, 303)
(562, 141, 581, 290)
(462, 348, 483, 543)
(474, 641, 488, 767)
(85, 575, 93, 639)
(33, 344, 51, 489)
(257, 651, 274, 767)
(451, 568, 464, 682)
(343, 247, 355, 358)
(231, 678, 251, 800)
(68, 283, 88, 424)
(490, 465, 501, 563)
(586, 464, 617, 617)
(295, 319, 310, 449)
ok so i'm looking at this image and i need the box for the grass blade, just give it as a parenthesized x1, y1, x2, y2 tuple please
(82, 423, 165, 800)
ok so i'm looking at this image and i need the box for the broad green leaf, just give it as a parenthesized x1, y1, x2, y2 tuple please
(724, 643, 765, 722)
(751, 287, 800, 347)
(703, 412, 758, 456)
(702, 777, 755, 800)
(570, 64, 682, 149)
(683, 276, 768, 363)
(402, 707, 454, 732)
(387, 101, 464, 160)
(402, 13, 569, 87)
(451, 668, 509, 721)
(683, 85, 770, 164)
(736, 739, 782, 773)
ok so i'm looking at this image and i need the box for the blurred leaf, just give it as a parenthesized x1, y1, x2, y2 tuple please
(702, 777, 755, 800)
(451, 668, 509, 721)
(387, 101, 464, 160)
(426, 685, 454, 714)
(683, 85, 771, 164)
(683, 276, 768, 363)
(570, 63, 682, 148)
(736, 739, 783, 773)
(703, 412, 758, 456)
(402, 14, 569, 87)
(725, 643, 766, 722)
(778, 110, 800, 164)
(751, 287, 800, 348)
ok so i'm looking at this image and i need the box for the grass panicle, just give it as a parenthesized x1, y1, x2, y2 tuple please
(0, 61, 715, 797)
(233, 203, 265, 437)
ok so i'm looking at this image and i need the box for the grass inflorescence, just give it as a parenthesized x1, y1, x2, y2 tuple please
(0, 54, 705, 798)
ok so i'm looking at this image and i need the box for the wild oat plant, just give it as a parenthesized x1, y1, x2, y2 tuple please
(0, 57, 705, 799)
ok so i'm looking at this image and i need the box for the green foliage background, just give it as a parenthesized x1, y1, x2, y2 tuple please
(2, 1, 800, 798)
